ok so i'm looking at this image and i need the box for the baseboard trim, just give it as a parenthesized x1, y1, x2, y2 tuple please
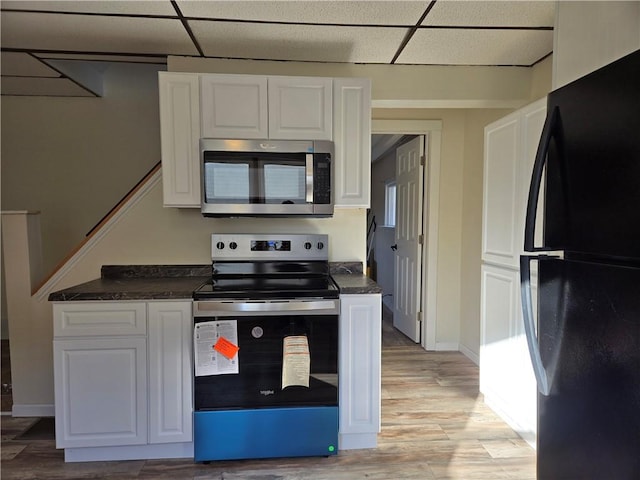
(339, 433, 378, 450)
(64, 442, 194, 463)
(12, 404, 55, 417)
(435, 342, 459, 351)
(458, 344, 479, 365)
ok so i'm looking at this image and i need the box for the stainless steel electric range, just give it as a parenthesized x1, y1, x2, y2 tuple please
(192, 233, 339, 462)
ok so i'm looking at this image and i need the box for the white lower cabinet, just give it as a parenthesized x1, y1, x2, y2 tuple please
(54, 336, 148, 448)
(53, 301, 193, 461)
(479, 264, 537, 445)
(148, 302, 193, 444)
(338, 294, 381, 449)
(53, 295, 382, 459)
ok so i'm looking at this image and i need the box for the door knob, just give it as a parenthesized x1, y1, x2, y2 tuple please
(391, 244, 398, 251)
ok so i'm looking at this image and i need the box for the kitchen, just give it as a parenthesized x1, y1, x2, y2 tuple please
(2, 1, 639, 478)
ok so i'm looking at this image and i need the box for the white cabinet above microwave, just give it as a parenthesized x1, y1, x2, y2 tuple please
(158, 72, 370, 210)
(200, 74, 332, 141)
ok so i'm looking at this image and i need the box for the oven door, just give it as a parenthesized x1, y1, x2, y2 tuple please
(193, 299, 339, 411)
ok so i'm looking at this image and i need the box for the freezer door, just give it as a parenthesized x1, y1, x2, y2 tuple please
(541, 50, 640, 258)
(536, 258, 640, 479)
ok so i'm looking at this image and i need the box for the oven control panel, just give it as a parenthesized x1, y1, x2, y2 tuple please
(211, 234, 329, 261)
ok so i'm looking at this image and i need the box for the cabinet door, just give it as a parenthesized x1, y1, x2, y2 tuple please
(268, 76, 333, 140)
(339, 294, 381, 449)
(54, 337, 147, 448)
(53, 302, 146, 337)
(482, 113, 520, 267)
(482, 98, 546, 267)
(333, 78, 372, 208)
(479, 264, 537, 439)
(200, 74, 268, 139)
(159, 72, 201, 208)
(148, 301, 193, 444)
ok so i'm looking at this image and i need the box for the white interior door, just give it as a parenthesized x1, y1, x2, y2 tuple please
(393, 136, 424, 342)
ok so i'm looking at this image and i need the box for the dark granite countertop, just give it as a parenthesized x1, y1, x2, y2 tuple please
(48, 263, 382, 301)
(48, 265, 210, 301)
(330, 262, 383, 295)
(331, 274, 382, 295)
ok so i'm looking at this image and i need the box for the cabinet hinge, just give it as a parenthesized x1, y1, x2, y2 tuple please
(420, 155, 426, 166)
(418, 234, 424, 245)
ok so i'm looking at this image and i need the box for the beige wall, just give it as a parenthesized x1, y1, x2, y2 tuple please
(168, 56, 535, 108)
(1, 62, 164, 276)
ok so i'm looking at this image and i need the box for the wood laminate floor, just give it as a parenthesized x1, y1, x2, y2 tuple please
(0, 310, 535, 479)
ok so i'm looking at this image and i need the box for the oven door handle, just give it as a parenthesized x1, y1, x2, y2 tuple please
(194, 299, 340, 316)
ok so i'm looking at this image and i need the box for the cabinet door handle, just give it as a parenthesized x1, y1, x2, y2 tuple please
(391, 244, 398, 251)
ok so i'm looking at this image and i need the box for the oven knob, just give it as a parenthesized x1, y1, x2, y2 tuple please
(216, 242, 225, 250)
(229, 242, 238, 250)
(317, 242, 324, 250)
(304, 242, 312, 250)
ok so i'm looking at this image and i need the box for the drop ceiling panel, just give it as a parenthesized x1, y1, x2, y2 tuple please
(1, 0, 176, 16)
(1, 11, 198, 55)
(1, 51, 59, 77)
(397, 28, 553, 66)
(178, 1, 427, 25)
(423, 1, 555, 27)
(1, 76, 95, 96)
(190, 21, 406, 63)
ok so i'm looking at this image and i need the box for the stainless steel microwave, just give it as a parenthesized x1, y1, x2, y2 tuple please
(200, 139, 333, 217)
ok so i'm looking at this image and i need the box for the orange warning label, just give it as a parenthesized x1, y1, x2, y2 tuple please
(213, 336, 239, 360)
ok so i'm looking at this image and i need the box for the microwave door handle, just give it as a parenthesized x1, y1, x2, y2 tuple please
(306, 154, 314, 203)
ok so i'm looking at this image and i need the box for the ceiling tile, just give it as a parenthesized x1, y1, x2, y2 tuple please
(1, 0, 176, 16)
(397, 28, 553, 66)
(178, 1, 427, 25)
(423, 1, 555, 27)
(1, 76, 95, 96)
(1, 52, 60, 77)
(1, 11, 199, 56)
(190, 20, 406, 63)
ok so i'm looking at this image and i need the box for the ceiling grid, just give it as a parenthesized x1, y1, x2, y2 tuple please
(0, 0, 555, 96)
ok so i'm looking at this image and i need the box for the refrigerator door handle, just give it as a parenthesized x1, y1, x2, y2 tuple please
(519, 255, 550, 396)
(524, 105, 559, 252)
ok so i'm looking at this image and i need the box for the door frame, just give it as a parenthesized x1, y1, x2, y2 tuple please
(372, 119, 442, 351)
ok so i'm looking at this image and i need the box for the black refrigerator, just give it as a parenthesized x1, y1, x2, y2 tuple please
(520, 49, 640, 480)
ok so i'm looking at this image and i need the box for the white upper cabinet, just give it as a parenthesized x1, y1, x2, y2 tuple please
(200, 74, 332, 141)
(482, 98, 546, 268)
(158, 72, 201, 208)
(159, 72, 371, 209)
(268, 76, 332, 140)
(333, 78, 371, 208)
(200, 74, 268, 139)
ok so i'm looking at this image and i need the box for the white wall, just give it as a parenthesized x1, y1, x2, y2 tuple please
(553, 1, 640, 88)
